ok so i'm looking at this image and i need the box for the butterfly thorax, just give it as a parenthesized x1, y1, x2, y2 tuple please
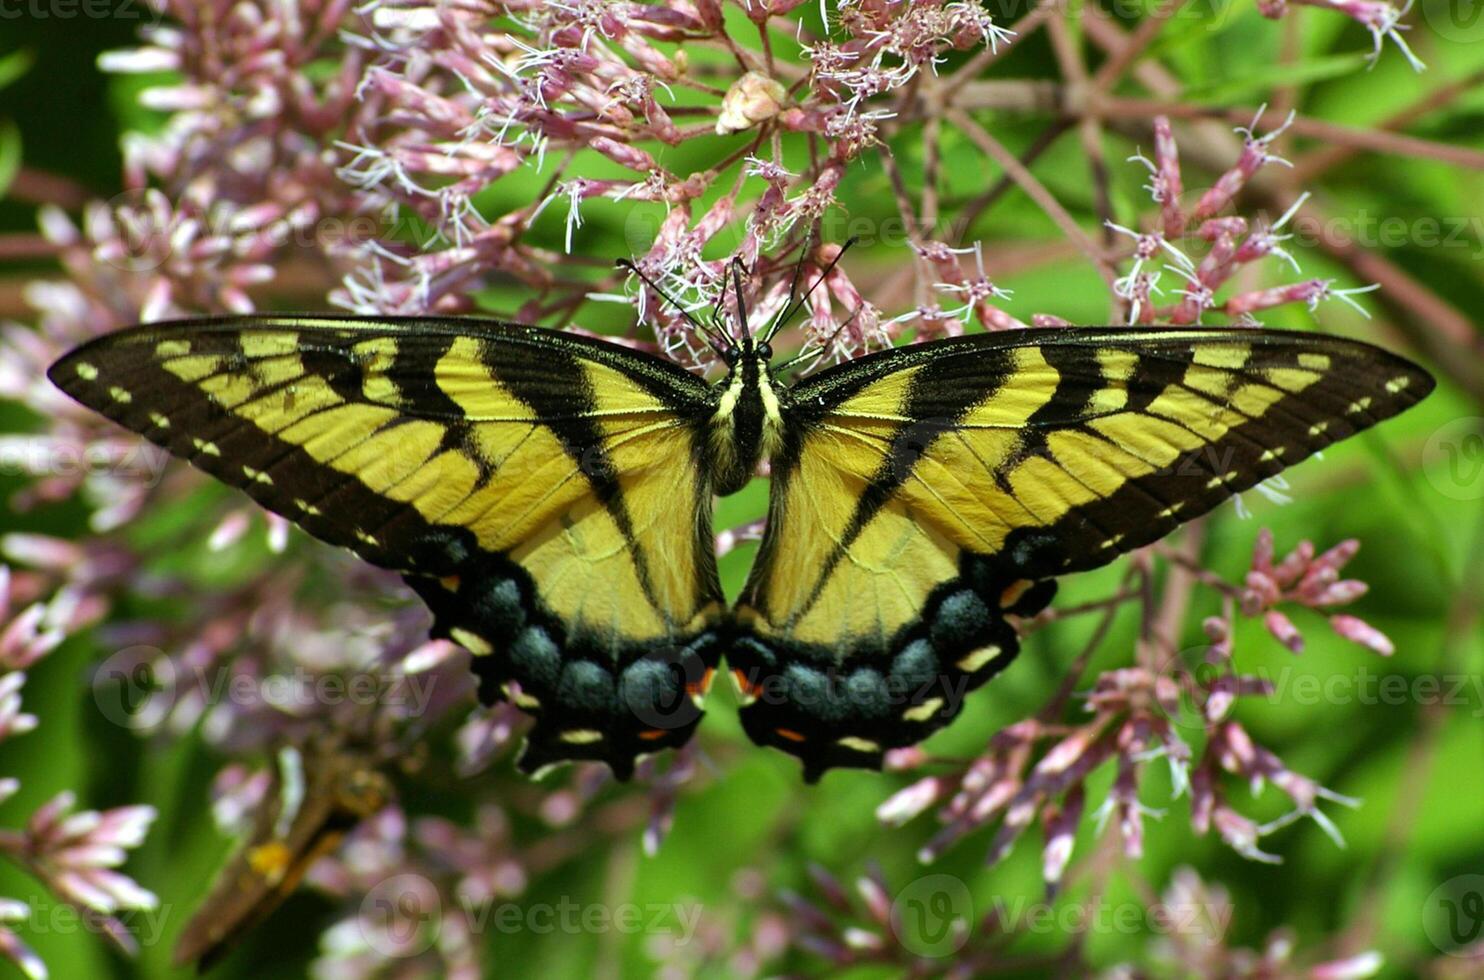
(709, 344, 785, 496)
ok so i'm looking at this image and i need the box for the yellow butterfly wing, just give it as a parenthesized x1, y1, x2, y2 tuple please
(50, 316, 724, 778)
(734, 327, 1433, 780)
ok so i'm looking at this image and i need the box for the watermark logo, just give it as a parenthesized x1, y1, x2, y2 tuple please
(984, 893, 1233, 938)
(1419, 0, 1484, 42)
(8, 897, 172, 947)
(90, 646, 442, 729)
(97, 189, 181, 274)
(91, 645, 177, 729)
(621, 647, 706, 731)
(623, 207, 667, 258)
(1150, 645, 1239, 735)
(360, 874, 442, 958)
(1424, 418, 1484, 502)
(95, 188, 399, 274)
(890, 873, 973, 957)
(1424, 874, 1484, 955)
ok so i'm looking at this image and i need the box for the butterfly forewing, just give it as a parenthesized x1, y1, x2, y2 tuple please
(49, 316, 727, 778)
(732, 328, 1433, 780)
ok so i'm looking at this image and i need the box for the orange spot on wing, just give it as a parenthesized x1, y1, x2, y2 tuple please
(686, 666, 715, 696)
(731, 669, 761, 697)
(638, 729, 668, 741)
(774, 727, 806, 742)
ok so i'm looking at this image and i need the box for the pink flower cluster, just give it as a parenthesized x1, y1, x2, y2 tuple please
(1240, 528, 1395, 657)
(877, 527, 1397, 892)
(1111, 113, 1379, 327)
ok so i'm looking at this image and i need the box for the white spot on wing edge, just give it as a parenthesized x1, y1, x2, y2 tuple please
(956, 645, 1002, 673)
(903, 697, 944, 723)
(501, 682, 540, 709)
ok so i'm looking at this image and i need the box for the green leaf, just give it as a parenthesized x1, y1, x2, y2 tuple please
(0, 48, 32, 91)
(0, 120, 19, 198)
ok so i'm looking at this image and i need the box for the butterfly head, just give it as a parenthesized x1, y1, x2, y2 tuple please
(719, 335, 773, 371)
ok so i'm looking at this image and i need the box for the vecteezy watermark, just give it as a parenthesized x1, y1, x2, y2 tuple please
(890, 874, 974, 957)
(9, 897, 173, 949)
(887, 876, 1233, 957)
(1423, 418, 1484, 502)
(358, 874, 705, 958)
(1288, 212, 1484, 260)
(628, 192, 1484, 263)
(726, 663, 977, 720)
(0, 436, 170, 488)
(90, 645, 441, 729)
(984, 894, 1234, 939)
(1423, 874, 1484, 956)
(0, 0, 164, 23)
(95, 188, 411, 274)
(1265, 666, 1484, 715)
(465, 897, 703, 941)
(90, 645, 177, 729)
(1153, 658, 1484, 729)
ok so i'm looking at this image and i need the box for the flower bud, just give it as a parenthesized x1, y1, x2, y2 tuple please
(716, 71, 788, 135)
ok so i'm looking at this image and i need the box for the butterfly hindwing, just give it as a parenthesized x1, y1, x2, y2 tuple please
(49, 316, 726, 778)
(734, 328, 1433, 779)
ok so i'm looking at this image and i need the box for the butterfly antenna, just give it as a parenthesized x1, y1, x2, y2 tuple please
(731, 257, 752, 344)
(616, 259, 731, 352)
(767, 226, 815, 339)
(774, 302, 866, 373)
(763, 235, 859, 345)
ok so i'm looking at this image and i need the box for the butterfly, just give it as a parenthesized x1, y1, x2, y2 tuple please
(49, 282, 1433, 782)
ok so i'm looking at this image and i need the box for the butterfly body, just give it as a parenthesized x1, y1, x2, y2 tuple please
(707, 336, 784, 495)
(50, 316, 1433, 782)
